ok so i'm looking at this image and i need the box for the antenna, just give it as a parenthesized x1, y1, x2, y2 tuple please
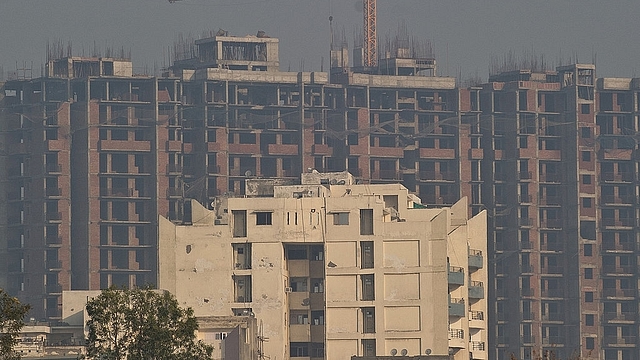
(257, 320, 270, 360)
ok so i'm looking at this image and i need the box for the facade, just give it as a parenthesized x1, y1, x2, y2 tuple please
(2, 31, 640, 360)
(466, 67, 640, 360)
(159, 171, 488, 360)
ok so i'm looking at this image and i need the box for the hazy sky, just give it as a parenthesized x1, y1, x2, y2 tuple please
(1, 0, 639, 80)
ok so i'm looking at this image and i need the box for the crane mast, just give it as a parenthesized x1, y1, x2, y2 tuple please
(363, 0, 377, 67)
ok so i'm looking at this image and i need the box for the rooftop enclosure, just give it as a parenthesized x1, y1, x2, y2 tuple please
(45, 57, 133, 78)
(172, 34, 279, 72)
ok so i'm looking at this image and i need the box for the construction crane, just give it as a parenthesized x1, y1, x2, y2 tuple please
(168, 0, 378, 66)
(363, 0, 377, 67)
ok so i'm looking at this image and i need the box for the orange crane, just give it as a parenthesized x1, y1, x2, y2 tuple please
(168, 0, 378, 67)
(363, 0, 377, 67)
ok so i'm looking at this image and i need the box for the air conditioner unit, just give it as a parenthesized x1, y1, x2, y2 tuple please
(284, 287, 293, 293)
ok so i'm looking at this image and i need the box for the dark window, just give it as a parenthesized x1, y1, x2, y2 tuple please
(255, 212, 272, 225)
(362, 307, 375, 333)
(287, 246, 307, 260)
(582, 198, 592, 208)
(361, 242, 374, 269)
(581, 104, 591, 114)
(582, 175, 592, 184)
(585, 292, 594, 302)
(580, 127, 591, 138)
(584, 268, 593, 279)
(586, 337, 595, 350)
(360, 209, 373, 235)
(333, 212, 349, 225)
(362, 339, 376, 357)
(232, 210, 247, 237)
(585, 314, 594, 326)
(581, 151, 591, 162)
(361, 274, 375, 301)
(290, 342, 309, 357)
(584, 244, 593, 256)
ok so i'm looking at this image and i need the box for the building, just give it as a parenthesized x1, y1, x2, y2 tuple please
(467, 66, 640, 360)
(159, 171, 488, 360)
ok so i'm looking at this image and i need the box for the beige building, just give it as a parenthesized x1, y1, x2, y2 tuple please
(159, 171, 488, 360)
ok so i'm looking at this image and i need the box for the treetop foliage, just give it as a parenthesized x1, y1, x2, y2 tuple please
(0, 289, 31, 360)
(85, 286, 212, 360)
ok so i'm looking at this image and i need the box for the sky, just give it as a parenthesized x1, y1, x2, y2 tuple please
(1, 0, 640, 81)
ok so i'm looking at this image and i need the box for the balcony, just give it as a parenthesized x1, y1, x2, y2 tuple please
(542, 336, 565, 345)
(167, 164, 182, 174)
(207, 165, 221, 174)
(46, 212, 63, 222)
(46, 283, 62, 294)
(522, 335, 536, 344)
(471, 341, 486, 360)
(166, 188, 182, 197)
(518, 217, 534, 227)
(311, 144, 332, 156)
(538, 195, 561, 206)
(602, 288, 635, 298)
(370, 146, 404, 157)
(448, 297, 465, 317)
(541, 265, 564, 275)
(519, 171, 532, 180)
(604, 336, 636, 346)
(540, 288, 563, 298)
(519, 194, 532, 203)
(603, 312, 636, 322)
(602, 218, 636, 228)
(602, 265, 636, 275)
(45, 187, 63, 197)
(469, 311, 485, 328)
(418, 171, 456, 182)
(601, 195, 636, 205)
(99, 140, 151, 152)
(371, 170, 401, 180)
(468, 249, 483, 269)
(45, 163, 62, 174)
(540, 219, 562, 229)
(601, 172, 634, 182)
(448, 266, 464, 286)
(46, 260, 62, 270)
(267, 143, 298, 155)
(602, 240, 635, 252)
(539, 172, 561, 183)
(469, 281, 484, 299)
(46, 236, 62, 245)
(166, 140, 181, 152)
(100, 188, 135, 197)
(448, 329, 465, 348)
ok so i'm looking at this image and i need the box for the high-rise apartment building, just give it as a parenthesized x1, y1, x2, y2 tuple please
(2, 31, 640, 360)
(159, 171, 488, 360)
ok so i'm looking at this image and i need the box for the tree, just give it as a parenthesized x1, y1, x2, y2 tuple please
(0, 289, 31, 360)
(85, 287, 213, 360)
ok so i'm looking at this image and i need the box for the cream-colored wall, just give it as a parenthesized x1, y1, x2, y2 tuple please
(157, 183, 488, 360)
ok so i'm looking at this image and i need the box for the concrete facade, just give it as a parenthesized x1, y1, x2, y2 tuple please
(159, 172, 488, 360)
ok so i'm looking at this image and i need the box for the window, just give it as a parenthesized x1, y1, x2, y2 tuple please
(290, 342, 309, 357)
(581, 127, 591, 138)
(361, 242, 374, 269)
(582, 198, 592, 208)
(581, 151, 591, 162)
(581, 104, 591, 115)
(585, 292, 594, 302)
(584, 244, 593, 256)
(232, 210, 247, 237)
(360, 209, 373, 235)
(255, 212, 272, 225)
(585, 337, 595, 350)
(585, 314, 595, 326)
(287, 246, 307, 260)
(362, 307, 375, 333)
(584, 268, 593, 279)
(333, 212, 349, 225)
(582, 175, 592, 184)
(290, 278, 308, 292)
(290, 311, 309, 324)
(361, 274, 375, 301)
(234, 275, 251, 302)
(362, 339, 376, 357)
(214, 332, 227, 340)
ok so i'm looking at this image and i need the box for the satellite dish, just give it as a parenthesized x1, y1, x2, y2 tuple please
(244, 170, 252, 177)
(330, 179, 337, 185)
(390, 349, 397, 356)
(425, 349, 432, 355)
(401, 349, 408, 356)
(337, 179, 346, 185)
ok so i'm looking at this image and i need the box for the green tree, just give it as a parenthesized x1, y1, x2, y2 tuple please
(85, 287, 213, 360)
(0, 289, 31, 360)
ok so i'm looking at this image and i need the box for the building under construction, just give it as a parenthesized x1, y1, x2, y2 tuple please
(1, 30, 640, 360)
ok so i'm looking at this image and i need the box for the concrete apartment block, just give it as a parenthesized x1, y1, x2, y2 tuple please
(158, 172, 488, 360)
